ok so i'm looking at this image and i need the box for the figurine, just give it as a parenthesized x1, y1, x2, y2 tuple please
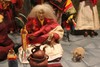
(7, 48, 17, 60)
(7, 48, 18, 67)
(21, 25, 28, 51)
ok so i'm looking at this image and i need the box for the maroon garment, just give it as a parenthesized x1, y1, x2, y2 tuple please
(15, 0, 23, 9)
(49, 0, 66, 11)
(48, 62, 62, 67)
(0, 21, 14, 61)
(90, 0, 97, 6)
(26, 18, 60, 45)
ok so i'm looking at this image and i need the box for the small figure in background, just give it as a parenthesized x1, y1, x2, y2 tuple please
(72, 47, 85, 62)
(7, 48, 18, 67)
(75, 0, 100, 37)
(49, 0, 76, 23)
(62, 14, 76, 42)
(7, 48, 17, 60)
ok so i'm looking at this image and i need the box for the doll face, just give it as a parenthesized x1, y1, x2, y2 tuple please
(37, 9, 45, 20)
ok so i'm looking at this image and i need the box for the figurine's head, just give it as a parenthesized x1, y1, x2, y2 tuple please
(37, 9, 45, 21)
(28, 3, 57, 21)
(8, 48, 15, 54)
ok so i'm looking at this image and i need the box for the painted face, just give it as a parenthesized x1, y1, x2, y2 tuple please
(37, 9, 45, 20)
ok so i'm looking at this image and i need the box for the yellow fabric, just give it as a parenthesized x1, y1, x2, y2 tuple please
(38, 18, 44, 25)
(65, 0, 72, 7)
(68, 15, 73, 20)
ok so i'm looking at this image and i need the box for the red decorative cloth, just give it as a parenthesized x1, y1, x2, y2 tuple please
(64, 0, 73, 12)
(11, 0, 17, 4)
(16, 0, 23, 9)
(0, 3, 3, 9)
(63, 21, 71, 31)
(90, 0, 97, 6)
(48, 62, 63, 67)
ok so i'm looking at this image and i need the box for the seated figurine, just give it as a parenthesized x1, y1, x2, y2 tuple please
(18, 3, 64, 63)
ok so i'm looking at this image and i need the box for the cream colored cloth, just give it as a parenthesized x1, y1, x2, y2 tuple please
(18, 43, 63, 63)
(48, 25, 64, 41)
(40, 43, 63, 61)
(18, 45, 34, 63)
(75, 0, 100, 30)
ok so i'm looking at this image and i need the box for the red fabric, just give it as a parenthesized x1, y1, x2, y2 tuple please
(0, 44, 13, 61)
(6, 10, 12, 22)
(0, 21, 14, 61)
(0, 3, 3, 9)
(63, 21, 71, 30)
(11, 0, 17, 4)
(16, 0, 23, 9)
(90, 0, 97, 6)
(64, 2, 73, 12)
(48, 63, 63, 67)
(26, 18, 60, 45)
(53, 33, 60, 40)
(36, 0, 42, 4)
(49, 0, 67, 11)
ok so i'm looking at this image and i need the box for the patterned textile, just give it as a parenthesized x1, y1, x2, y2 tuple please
(49, 0, 76, 14)
(49, 0, 66, 11)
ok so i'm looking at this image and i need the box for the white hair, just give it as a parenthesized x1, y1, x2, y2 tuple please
(28, 3, 57, 20)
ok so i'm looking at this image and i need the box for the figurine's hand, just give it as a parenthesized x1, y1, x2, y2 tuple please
(21, 28, 28, 34)
(28, 35, 34, 40)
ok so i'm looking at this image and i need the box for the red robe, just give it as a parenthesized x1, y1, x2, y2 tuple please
(26, 18, 60, 45)
(0, 21, 14, 61)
